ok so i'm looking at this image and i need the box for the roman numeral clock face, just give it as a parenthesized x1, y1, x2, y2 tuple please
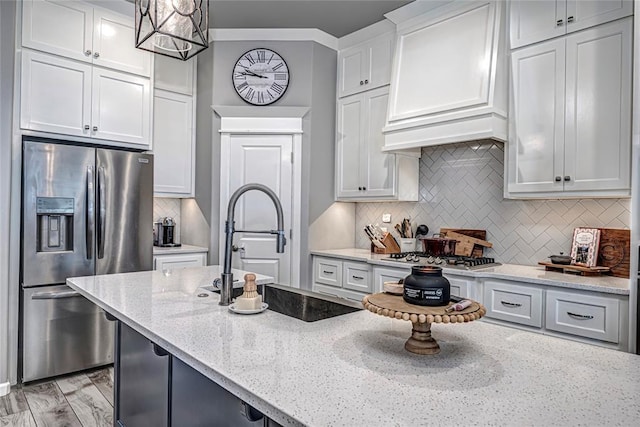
(233, 48, 290, 106)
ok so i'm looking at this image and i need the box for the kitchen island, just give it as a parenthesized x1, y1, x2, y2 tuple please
(67, 266, 640, 426)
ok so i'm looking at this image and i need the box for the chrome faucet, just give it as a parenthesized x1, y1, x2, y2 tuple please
(220, 183, 286, 306)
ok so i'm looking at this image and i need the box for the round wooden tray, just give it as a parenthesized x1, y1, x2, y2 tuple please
(362, 293, 486, 355)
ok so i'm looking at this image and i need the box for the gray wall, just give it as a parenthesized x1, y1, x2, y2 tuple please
(0, 0, 16, 387)
(194, 40, 336, 286)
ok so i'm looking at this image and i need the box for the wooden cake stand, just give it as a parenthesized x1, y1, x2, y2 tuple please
(362, 293, 486, 355)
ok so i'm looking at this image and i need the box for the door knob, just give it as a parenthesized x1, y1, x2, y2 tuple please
(232, 244, 239, 252)
(564, 176, 571, 181)
(364, 79, 369, 84)
(93, 52, 100, 58)
(567, 16, 574, 23)
(84, 50, 92, 56)
(555, 176, 562, 182)
(556, 19, 564, 26)
(92, 126, 98, 131)
(359, 81, 364, 85)
(84, 125, 90, 130)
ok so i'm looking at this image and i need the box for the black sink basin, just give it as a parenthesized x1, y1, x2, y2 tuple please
(262, 284, 362, 322)
(220, 284, 362, 322)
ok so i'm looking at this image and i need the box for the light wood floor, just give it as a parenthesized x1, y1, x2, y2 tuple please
(0, 367, 113, 427)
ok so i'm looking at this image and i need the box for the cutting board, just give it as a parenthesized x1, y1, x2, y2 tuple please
(440, 229, 490, 257)
(597, 228, 630, 278)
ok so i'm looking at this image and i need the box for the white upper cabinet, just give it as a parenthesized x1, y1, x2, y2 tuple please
(154, 54, 195, 96)
(383, 1, 507, 150)
(337, 32, 393, 98)
(507, 18, 632, 197)
(509, 0, 633, 49)
(22, 0, 151, 77)
(153, 90, 195, 196)
(336, 86, 418, 201)
(21, 50, 152, 148)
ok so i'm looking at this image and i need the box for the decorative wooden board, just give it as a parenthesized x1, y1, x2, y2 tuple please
(440, 228, 488, 257)
(441, 230, 492, 257)
(597, 228, 630, 278)
(538, 261, 610, 276)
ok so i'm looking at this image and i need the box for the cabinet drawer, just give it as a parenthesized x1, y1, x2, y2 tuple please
(343, 262, 372, 293)
(546, 290, 619, 343)
(154, 253, 206, 271)
(445, 276, 469, 299)
(483, 280, 543, 327)
(313, 257, 342, 287)
(373, 267, 410, 294)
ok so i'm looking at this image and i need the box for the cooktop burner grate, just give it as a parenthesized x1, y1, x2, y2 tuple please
(386, 252, 500, 270)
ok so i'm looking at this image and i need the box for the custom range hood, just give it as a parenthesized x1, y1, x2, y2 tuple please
(382, 1, 507, 151)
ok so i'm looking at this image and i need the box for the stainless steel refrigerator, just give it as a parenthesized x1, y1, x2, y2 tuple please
(21, 139, 153, 382)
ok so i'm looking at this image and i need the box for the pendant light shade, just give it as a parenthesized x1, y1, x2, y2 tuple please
(135, 0, 209, 61)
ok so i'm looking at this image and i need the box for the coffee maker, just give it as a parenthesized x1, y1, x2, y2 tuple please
(154, 217, 181, 247)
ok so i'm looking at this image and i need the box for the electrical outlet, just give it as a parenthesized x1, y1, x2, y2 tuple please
(382, 213, 391, 223)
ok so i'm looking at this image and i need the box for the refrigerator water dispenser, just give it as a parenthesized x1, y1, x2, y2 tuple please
(36, 197, 74, 252)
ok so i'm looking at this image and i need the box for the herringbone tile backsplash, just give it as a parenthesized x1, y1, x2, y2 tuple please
(355, 141, 631, 265)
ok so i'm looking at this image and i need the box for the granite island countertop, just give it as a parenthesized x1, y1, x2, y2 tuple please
(311, 248, 631, 295)
(67, 266, 640, 426)
(153, 244, 209, 255)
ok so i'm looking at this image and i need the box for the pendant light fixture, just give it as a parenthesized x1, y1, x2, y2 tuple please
(135, 0, 209, 61)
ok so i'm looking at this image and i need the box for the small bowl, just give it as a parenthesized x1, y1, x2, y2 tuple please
(383, 281, 404, 295)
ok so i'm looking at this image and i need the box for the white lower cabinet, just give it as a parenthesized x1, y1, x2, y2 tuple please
(483, 280, 544, 328)
(373, 266, 410, 293)
(312, 256, 372, 301)
(546, 289, 620, 344)
(154, 253, 206, 271)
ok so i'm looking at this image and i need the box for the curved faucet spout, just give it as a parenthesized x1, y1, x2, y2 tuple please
(220, 183, 287, 306)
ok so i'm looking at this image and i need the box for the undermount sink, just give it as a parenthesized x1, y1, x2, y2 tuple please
(221, 284, 362, 322)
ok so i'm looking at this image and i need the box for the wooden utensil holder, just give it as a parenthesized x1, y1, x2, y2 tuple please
(371, 233, 401, 254)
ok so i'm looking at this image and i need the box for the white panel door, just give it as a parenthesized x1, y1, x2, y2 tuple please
(509, 0, 565, 49)
(563, 18, 631, 192)
(22, 0, 93, 63)
(20, 50, 92, 137)
(91, 68, 151, 147)
(228, 135, 293, 285)
(368, 34, 393, 90)
(508, 38, 565, 194)
(390, 1, 495, 121)
(363, 87, 395, 197)
(153, 90, 194, 195)
(338, 46, 367, 98)
(92, 8, 152, 77)
(336, 94, 364, 198)
(566, 0, 633, 34)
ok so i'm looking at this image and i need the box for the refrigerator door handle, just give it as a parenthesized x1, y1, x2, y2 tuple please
(86, 166, 95, 259)
(31, 290, 82, 299)
(97, 166, 106, 259)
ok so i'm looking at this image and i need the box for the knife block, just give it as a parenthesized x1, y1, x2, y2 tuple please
(371, 233, 401, 254)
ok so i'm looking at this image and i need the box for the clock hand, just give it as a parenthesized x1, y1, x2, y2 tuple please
(241, 68, 268, 79)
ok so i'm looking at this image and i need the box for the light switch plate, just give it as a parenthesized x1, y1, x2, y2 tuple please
(382, 213, 391, 223)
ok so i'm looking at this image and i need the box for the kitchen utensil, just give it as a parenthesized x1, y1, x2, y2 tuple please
(549, 252, 572, 265)
(420, 234, 458, 256)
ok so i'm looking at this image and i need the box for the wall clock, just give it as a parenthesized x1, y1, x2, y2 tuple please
(232, 48, 290, 106)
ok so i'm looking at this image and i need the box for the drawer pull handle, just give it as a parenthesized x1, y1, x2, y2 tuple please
(500, 300, 522, 308)
(322, 270, 334, 274)
(567, 312, 594, 320)
(352, 275, 364, 280)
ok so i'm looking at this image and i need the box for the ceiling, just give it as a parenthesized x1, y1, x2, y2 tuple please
(209, 0, 414, 38)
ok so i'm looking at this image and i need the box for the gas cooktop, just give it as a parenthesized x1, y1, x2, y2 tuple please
(386, 252, 501, 270)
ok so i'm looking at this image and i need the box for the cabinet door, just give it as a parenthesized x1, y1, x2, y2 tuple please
(20, 50, 92, 137)
(362, 87, 395, 197)
(22, 0, 93, 63)
(154, 54, 195, 95)
(483, 280, 543, 328)
(509, 0, 565, 49)
(373, 267, 410, 294)
(336, 94, 364, 198)
(92, 8, 152, 77)
(508, 38, 565, 193)
(313, 257, 343, 288)
(91, 68, 151, 147)
(153, 91, 194, 196)
(342, 262, 372, 293)
(563, 18, 631, 192)
(154, 253, 206, 271)
(368, 33, 394, 90)
(566, 0, 633, 34)
(338, 45, 367, 98)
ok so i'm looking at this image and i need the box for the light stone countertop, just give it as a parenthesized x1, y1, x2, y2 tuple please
(311, 248, 631, 295)
(67, 266, 640, 426)
(153, 244, 209, 255)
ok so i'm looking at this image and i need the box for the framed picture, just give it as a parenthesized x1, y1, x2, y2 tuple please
(570, 228, 601, 267)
